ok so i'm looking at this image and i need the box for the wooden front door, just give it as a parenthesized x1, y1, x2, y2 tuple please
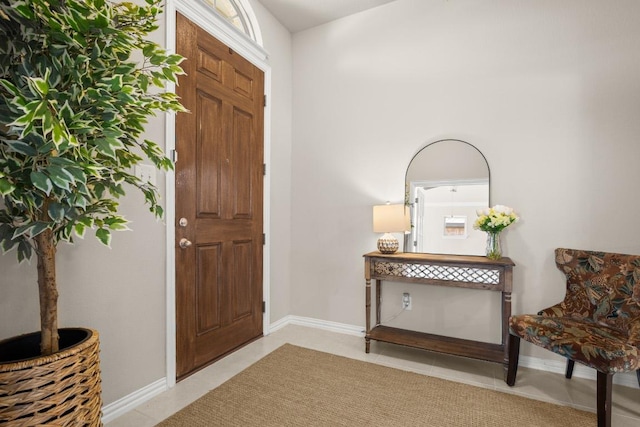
(175, 13, 264, 380)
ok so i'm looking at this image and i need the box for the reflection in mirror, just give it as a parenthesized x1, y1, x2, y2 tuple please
(405, 140, 490, 255)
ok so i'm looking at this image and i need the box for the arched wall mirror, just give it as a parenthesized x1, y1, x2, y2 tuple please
(404, 139, 490, 255)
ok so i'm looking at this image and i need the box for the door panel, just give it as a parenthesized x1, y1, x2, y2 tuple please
(196, 244, 222, 334)
(231, 240, 253, 320)
(231, 108, 254, 217)
(175, 13, 264, 380)
(197, 91, 223, 217)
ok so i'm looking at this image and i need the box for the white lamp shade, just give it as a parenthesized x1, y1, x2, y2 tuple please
(373, 204, 410, 233)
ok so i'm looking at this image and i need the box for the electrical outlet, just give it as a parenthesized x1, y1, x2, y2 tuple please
(402, 292, 412, 311)
(134, 164, 156, 186)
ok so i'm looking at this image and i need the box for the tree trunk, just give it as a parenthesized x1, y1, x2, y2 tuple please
(35, 228, 59, 356)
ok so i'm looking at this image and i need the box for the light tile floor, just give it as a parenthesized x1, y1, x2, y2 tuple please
(106, 325, 640, 426)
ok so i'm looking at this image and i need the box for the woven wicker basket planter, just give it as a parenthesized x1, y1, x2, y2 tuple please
(0, 328, 102, 426)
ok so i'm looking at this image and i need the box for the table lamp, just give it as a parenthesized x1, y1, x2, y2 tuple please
(372, 203, 410, 254)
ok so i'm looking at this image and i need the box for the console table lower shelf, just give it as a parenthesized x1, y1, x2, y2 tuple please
(366, 325, 505, 364)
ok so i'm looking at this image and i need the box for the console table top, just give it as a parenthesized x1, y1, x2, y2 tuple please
(363, 251, 515, 267)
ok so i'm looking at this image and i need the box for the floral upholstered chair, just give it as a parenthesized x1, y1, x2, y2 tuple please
(506, 248, 640, 427)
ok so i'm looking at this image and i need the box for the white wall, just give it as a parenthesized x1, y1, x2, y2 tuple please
(290, 0, 640, 355)
(248, 0, 293, 325)
(0, 0, 293, 406)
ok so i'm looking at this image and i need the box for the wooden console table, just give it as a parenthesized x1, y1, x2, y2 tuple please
(364, 251, 514, 378)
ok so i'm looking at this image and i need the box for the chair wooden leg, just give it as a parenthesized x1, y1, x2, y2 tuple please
(596, 371, 613, 427)
(565, 359, 575, 379)
(506, 334, 520, 386)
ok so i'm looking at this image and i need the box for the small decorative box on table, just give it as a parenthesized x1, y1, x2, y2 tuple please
(363, 251, 515, 378)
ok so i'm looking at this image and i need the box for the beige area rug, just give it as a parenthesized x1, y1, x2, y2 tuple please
(156, 344, 595, 427)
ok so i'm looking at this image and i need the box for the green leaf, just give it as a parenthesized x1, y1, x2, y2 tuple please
(169, 64, 185, 75)
(48, 202, 66, 222)
(94, 11, 109, 28)
(115, 63, 136, 75)
(166, 54, 185, 66)
(96, 227, 111, 246)
(0, 79, 20, 97)
(49, 156, 76, 167)
(74, 221, 86, 238)
(101, 110, 117, 123)
(18, 99, 40, 114)
(111, 183, 126, 197)
(142, 44, 155, 57)
(162, 67, 177, 83)
(52, 123, 65, 146)
(94, 182, 106, 198)
(0, 178, 16, 195)
(94, 138, 115, 158)
(42, 109, 54, 136)
(64, 167, 87, 185)
(59, 101, 74, 120)
(14, 3, 35, 19)
(33, 100, 49, 121)
(1, 234, 19, 253)
(105, 216, 129, 231)
(12, 222, 50, 239)
(110, 75, 123, 91)
(78, 216, 95, 228)
(30, 171, 54, 195)
(11, 107, 36, 127)
(28, 77, 49, 96)
(4, 140, 38, 156)
(46, 166, 75, 191)
(17, 240, 33, 262)
(0, 224, 13, 242)
(139, 74, 149, 92)
(31, 222, 51, 238)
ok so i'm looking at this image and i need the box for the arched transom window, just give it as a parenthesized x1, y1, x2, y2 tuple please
(202, 0, 256, 41)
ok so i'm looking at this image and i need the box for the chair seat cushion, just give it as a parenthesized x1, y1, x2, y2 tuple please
(509, 314, 640, 373)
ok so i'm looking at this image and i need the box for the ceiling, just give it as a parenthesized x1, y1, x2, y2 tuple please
(256, 0, 398, 33)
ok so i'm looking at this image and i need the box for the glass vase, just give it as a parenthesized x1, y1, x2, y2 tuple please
(485, 231, 502, 260)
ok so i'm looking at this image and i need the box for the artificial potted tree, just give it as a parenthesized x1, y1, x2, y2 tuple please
(0, 0, 185, 424)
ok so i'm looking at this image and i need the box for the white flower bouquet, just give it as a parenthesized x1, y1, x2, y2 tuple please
(473, 205, 519, 234)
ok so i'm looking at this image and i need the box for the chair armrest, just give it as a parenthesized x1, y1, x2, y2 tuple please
(537, 296, 594, 319)
(538, 302, 568, 317)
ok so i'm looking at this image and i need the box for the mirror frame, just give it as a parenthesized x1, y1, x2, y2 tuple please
(404, 139, 491, 254)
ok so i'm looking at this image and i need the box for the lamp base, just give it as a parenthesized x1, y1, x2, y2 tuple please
(377, 233, 399, 254)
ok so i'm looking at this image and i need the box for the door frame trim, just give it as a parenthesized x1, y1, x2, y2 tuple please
(165, 0, 272, 388)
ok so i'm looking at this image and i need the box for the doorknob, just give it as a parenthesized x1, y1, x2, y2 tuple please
(179, 238, 192, 249)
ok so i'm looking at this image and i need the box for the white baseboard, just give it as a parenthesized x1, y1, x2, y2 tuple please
(267, 314, 291, 333)
(270, 314, 364, 336)
(101, 378, 167, 424)
(518, 353, 638, 388)
(102, 316, 638, 423)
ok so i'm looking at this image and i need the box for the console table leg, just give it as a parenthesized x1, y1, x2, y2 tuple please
(365, 277, 371, 353)
(502, 291, 512, 381)
(375, 279, 381, 326)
